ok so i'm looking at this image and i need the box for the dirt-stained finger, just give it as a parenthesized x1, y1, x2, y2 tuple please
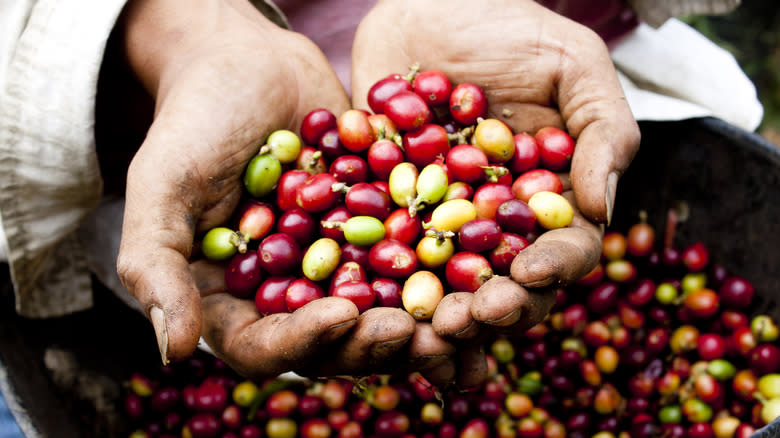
(201, 295, 358, 380)
(471, 276, 528, 327)
(432, 292, 480, 339)
(455, 343, 488, 389)
(301, 307, 416, 377)
(510, 191, 602, 287)
(492, 287, 557, 336)
(189, 259, 227, 297)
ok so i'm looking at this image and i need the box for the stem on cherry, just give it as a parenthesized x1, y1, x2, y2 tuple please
(331, 182, 350, 193)
(424, 229, 455, 242)
(235, 232, 249, 254)
(402, 62, 422, 82)
(320, 220, 344, 230)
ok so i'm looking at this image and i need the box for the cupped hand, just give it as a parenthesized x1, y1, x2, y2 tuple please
(352, 0, 640, 383)
(190, 260, 457, 383)
(112, 0, 431, 379)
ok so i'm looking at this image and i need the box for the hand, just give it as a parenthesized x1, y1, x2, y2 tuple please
(111, 0, 435, 380)
(352, 0, 640, 383)
(191, 260, 457, 383)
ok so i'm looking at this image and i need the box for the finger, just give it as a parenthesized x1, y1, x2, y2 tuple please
(420, 358, 457, 389)
(491, 102, 565, 137)
(189, 259, 227, 297)
(405, 323, 458, 387)
(432, 292, 481, 340)
(470, 276, 528, 327)
(455, 343, 488, 390)
(350, 10, 413, 111)
(491, 287, 558, 337)
(118, 145, 207, 364)
(510, 191, 602, 287)
(469, 276, 557, 337)
(300, 307, 416, 377)
(555, 28, 641, 224)
(200, 295, 358, 380)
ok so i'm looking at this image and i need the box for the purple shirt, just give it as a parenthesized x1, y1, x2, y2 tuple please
(274, 0, 637, 89)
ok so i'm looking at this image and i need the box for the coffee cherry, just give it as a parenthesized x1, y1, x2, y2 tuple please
(458, 218, 502, 252)
(472, 183, 514, 220)
(244, 153, 282, 198)
(510, 133, 541, 174)
(329, 262, 368, 292)
(302, 238, 341, 281)
(371, 278, 403, 308)
(341, 216, 386, 247)
(338, 110, 375, 153)
(388, 162, 419, 208)
(344, 182, 392, 220)
(412, 163, 449, 212)
(534, 126, 574, 171)
(402, 124, 450, 169)
(416, 234, 455, 269)
(402, 271, 444, 320)
(489, 232, 529, 275)
(412, 69, 451, 106)
(330, 155, 369, 185)
(301, 109, 338, 146)
(512, 168, 563, 202)
(449, 83, 487, 125)
(495, 199, 536, 235)
(255, 276, 295, 315)
(258, 233, 302, 276)
(473, 118, 515, 163)
(368, 239, 418, 278)
(367, 74, 413, 114)
(528, 191, 574, 230)
(383, 208, 422, 246)
(317, 127, 347, 159)
(225, 251, 263, 298)
(296, 173, 340, 212)
(277, 208, 316, 246)
(330, 281, 375, 313)
(445, 251, 493, 292)
(719, 276, 755, 309)
(385, 91, 431, 132)
(367, 139, 404, 180)
(427, 199, 477, 233)
(202, 227, 239, 261)
(446, 144, 489, 183)
(285, 278, 325, 312)
(265, 129, 302, 164)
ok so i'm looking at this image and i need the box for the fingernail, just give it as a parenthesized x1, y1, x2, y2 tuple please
(370, 337, 411, 359)
(409, 354, 449, 370)
(320, 319, 357, 343)
(522, 277, 554, 288)
(150, 306, 169, 365)
(453, 321, 479, 339)
(606, 171, 618, 226)
(482, 307, 522, 327)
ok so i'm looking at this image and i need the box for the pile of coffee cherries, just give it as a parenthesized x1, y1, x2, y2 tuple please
(199, 65, 576, 319)
(474, 212, 780, 438)
(123, 214, 780, 437)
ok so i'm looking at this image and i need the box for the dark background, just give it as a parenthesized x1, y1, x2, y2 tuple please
(683, 0, 780, 144)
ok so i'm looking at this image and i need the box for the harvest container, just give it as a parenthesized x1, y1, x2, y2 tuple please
(0, 117, 777, 437)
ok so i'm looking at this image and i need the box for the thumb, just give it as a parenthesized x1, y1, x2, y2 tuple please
(117, 128, 218, 364)
(568, 115, 640, 224)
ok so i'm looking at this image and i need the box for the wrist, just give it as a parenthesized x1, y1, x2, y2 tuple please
(119, 0, 277, 97)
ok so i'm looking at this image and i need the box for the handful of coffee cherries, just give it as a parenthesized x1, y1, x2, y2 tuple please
(199, 65, 576, 320)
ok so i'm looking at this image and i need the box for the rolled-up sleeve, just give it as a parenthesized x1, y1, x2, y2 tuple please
(0, 0, 129, 318)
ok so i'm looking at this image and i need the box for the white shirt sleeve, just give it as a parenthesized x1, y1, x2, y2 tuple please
(0, 0, 129, 318)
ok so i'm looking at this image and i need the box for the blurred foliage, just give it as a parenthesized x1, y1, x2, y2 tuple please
(681, 0, 780, 133)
